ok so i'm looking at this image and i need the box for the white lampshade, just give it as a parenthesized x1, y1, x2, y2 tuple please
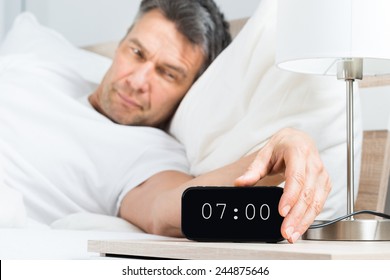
(276, 0, 390, 76)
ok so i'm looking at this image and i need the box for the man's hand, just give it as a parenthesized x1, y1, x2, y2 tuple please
(235, 128, 332, 243)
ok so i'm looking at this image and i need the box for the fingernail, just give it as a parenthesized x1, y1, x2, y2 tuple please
(291, 232, 301, 243)
(285, 226, 294, 239)
(281, 205, 291, 217)
(234, 176, 246, 186)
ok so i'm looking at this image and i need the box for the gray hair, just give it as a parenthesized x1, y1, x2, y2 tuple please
(134, 0, 232, 77)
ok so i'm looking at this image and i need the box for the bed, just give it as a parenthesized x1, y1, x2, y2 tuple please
(0, 0, 360, 259)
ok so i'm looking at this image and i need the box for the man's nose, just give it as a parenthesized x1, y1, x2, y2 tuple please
(127, 62, 153, 93)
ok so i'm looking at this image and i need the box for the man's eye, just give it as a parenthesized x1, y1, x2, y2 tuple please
(165, 71, 176, 80)
(131, 48, 144, 59)
(159, 68, 176, 81)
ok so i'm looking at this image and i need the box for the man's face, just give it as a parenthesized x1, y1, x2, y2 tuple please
(89, 9, 205, 127)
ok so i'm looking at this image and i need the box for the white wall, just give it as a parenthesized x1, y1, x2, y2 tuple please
(0, 0, 4, 41)
(0, 0, 24, 42)
(21, 0, 261, 47)
(25, 0, 141, 46)
(216, 0, 262, 20)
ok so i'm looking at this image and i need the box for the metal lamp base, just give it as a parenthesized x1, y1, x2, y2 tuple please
(303, 219, 390, 241)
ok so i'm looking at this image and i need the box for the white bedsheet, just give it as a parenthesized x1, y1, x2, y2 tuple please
(0, 228, 172, 259)
(0, 182, 27, 228)
(0, 155, 27, 227)
(0, 171, 154, 259)
(1, 158, 152, 259)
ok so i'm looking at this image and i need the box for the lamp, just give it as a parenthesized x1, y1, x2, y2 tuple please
(276, 0, 390, 241)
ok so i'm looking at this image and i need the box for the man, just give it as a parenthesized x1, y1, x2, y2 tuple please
(90, 0, 330, 243)
(0, 0, 330, 244)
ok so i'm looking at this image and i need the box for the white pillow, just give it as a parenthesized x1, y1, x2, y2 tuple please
(169, 0, 363, 219)
(0, 12, 111, 84)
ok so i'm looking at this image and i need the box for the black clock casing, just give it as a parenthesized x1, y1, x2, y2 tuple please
(182, 186, 284, 243)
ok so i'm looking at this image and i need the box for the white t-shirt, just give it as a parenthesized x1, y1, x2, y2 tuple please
(0, 54, 189, 224)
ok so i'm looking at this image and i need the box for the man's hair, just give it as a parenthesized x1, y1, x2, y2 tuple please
(134, 0, 232, 77)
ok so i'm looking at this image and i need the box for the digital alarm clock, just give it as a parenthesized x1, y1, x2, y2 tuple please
(181, 186, 284, 243)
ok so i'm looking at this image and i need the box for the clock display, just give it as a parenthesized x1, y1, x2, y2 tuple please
(181, 186, 284, 242)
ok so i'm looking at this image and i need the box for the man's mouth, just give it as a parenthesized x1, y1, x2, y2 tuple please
(116, 91, 143, 109)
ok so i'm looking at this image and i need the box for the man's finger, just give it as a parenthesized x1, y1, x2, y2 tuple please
(281, 155, 330, 242)
(289, 172, 331, 241)
(278, 149, 307, 217)
(234, 145, 272, 186)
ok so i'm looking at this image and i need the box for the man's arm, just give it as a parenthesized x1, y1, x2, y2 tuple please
(119, 128, 331, 243)
(120, 152, 280, 236)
